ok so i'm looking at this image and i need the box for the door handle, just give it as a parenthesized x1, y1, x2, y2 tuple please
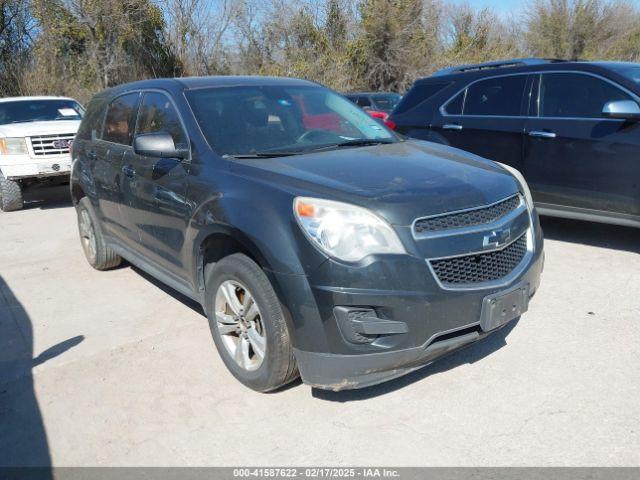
(443, 124, 463, 131)
(121, 165, 136, 178)
(528, 130, 556, 139)
(87, 151, 97, 160)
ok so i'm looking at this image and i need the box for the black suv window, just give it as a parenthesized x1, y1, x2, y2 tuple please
(395, 83, 449, 115)
(463, 75, 527, 116)
(539, 73, 631, 118)
(356, 96, 372, 108)
(103, 93, 140, 145)
(76, 97, 106, 140)
(136, 92, 188, 149)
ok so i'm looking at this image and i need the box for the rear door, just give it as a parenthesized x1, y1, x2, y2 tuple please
(92, 92, 141, 241)
(523, 71, 640, 215)
(432, 74, 531, 169)
(120, 90, 191, 280)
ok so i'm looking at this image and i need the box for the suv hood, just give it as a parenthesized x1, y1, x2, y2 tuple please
(0, 120, 81, 138)
(232, 140, 520, 226)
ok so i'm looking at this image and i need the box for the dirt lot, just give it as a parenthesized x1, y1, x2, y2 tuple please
(1, 185, 639, 467)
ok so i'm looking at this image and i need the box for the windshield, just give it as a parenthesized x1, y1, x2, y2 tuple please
(185, 85, 396, 157)
(0, 99, 84, 125)
(372, 93, 402, 111)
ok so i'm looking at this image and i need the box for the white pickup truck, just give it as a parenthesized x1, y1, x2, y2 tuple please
(0, 96, 83, 211)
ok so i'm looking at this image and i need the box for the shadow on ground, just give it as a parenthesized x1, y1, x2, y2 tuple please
(0, 275, 83, 473)
(22, 184, 72, 211)
(540, 216, 639, 254)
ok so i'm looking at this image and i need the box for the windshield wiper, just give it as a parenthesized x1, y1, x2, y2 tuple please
(223, 151, 304, 159)
(304, 139, 395, 152)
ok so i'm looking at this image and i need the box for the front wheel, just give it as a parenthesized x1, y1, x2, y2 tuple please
(205, 253, 298, 392)
(0, 174, 24, 212)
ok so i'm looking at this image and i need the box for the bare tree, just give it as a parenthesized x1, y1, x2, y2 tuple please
(0, 0, 36, 96)
(523, 0, 639, 60)
(162, 0, 238, 76)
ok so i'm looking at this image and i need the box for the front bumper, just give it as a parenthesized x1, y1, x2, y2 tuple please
(0, 153, 72, 180)
(281, 214, 544, 391)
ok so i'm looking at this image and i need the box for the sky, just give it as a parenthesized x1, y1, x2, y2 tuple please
(450, 0, 640, 17)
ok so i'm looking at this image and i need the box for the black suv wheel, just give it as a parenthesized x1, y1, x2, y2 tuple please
(205, 253, 298, 392)
(76, 197, 122, 270)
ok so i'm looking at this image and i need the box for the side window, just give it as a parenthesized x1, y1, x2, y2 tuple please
(464, 75, 527, 116)
(76, 97, 106, 140)
(136, 92, 188, 149)
(539, 73, 631, 118)
(356, 96, 372, 108)
(444, 90, 464, 115)
(395, 82, 450, 114)
(103, 93, 140, 145)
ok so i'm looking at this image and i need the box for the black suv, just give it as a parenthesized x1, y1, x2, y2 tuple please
(71, 76, 543, 392)
(390, 58, 640, 228)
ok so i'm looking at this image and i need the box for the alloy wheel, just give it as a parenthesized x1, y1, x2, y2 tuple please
(79, 209, 97, 262)
(214, 280, 266, 371)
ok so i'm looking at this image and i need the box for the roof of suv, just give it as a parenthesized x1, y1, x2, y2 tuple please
(426, 58, 638, 82)
(98, 76, 319, 98)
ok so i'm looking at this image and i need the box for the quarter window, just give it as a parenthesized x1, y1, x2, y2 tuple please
(444, 91, 464, 115)
(356, 96, 372, 108)
(395, 82, 449, 114)
(136, 92, 188, 149)
(539, 73, 631, 118)
(463, 75, 527, 116)
(103, 93, 140, 146)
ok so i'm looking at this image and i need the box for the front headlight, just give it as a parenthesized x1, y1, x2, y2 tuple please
(497, 162, 534, 211)
(294, 197, 406, 262)
(0, 137, 28, 155)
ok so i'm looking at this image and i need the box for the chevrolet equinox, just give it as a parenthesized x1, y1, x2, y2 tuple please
(71, 77, 544, 391)
(390, 58, 640, 228)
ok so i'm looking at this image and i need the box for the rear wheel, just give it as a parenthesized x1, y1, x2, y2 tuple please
(0, 174, 24, 212)
(76, 197, 121, 270)
(205, 253, 298, 392)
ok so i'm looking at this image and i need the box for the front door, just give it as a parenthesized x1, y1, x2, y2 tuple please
(523, 72, 640, 216)
(120, 91, 191, 281)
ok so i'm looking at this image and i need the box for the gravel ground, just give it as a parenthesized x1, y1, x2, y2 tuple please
(1, 185, 639, 467)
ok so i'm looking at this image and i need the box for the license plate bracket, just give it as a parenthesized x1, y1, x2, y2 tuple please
(480, 284, 529, 332)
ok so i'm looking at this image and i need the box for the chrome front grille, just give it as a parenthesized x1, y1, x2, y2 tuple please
(414, 194, 521, 234)
(429, 233, 528, 287)
(29, 133, 75, 157)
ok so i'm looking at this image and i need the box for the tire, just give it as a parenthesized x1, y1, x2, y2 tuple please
(0, 173, 24, 212)
(205, 253, 298, 392)
(76, 197, 122, 270)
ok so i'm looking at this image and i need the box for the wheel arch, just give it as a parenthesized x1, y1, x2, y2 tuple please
(194, 225, 276, 298)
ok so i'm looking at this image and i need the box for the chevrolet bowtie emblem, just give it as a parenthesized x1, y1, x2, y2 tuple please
(483, 228, 511, 249)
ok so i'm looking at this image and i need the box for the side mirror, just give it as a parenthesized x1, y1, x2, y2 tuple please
(602, 100, 640, 121)
(133, 132, 188, 159)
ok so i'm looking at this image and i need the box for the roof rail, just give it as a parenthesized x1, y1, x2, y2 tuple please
(431, 58, 568, 77)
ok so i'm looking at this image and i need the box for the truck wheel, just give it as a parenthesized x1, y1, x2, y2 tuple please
(76, 197, 121, 270)
(0, 174, 24, 212)
(205, 253, 299, 392)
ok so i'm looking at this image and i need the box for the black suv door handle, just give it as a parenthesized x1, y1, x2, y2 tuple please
(122, 165, 136, 178)
(528, 130, 556, 139)
(87, 151, 97, 160)
(443, 123, 463, 131)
